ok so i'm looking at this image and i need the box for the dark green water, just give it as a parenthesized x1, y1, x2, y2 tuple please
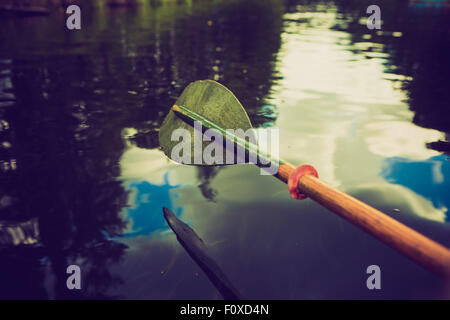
(0, 0, 449, 299)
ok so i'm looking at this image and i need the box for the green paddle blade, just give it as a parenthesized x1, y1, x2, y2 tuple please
(159, 80, 254, 165)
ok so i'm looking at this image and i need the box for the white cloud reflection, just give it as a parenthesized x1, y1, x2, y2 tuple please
(265, 4, 447, 222)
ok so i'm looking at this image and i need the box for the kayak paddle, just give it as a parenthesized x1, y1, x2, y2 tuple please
(159, 80, 450, 278)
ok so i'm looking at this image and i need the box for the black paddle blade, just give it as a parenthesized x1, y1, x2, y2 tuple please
(159, 80, 254, 165)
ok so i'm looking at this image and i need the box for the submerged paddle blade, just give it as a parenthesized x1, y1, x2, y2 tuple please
(159, 80, 254, 165)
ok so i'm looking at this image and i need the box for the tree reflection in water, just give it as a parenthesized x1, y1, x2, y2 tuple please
(0, 0, 282, 299)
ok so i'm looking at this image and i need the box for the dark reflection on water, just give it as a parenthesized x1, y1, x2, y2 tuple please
(0, 0, 449, 299)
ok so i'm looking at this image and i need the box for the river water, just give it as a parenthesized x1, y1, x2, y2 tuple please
(0, 0, 449, 299)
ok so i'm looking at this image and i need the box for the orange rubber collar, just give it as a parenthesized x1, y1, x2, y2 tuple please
(288, 164, 318, 200)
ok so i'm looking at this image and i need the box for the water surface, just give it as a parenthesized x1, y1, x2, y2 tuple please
(0, 0, 450, 299)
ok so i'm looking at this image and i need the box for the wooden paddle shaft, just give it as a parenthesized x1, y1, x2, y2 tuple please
(277, 163, 450, 278)
(168, 93, 450, 277)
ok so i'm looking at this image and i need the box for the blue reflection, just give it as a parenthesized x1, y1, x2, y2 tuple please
(122, 173, 183, 237)
(408, 0, 447, 9)
(381, 154, 450, 222)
